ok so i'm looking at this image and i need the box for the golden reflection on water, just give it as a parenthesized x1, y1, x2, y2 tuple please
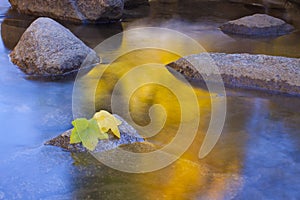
(92, 49, 211, 145)
(132, 158, 243, 200)
(78, 48, 243, 199)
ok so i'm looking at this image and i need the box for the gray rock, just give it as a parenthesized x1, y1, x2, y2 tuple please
(10, 17, 99, 78)
(167, 53, 300, 96)
(45, 114, 152, 153)
(8, 0, 124, 23)
(220, 14, 294, 36)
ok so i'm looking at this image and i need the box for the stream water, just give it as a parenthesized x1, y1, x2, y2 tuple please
(0, 0, 300, 199)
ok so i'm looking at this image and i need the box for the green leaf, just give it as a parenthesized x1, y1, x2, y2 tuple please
(70, 118, 105, 151)
(72, 118, 89, 132)
(89, 118, 109, 140)
(69, 111, 122, 151)
(70, 127, 81, 144)
(98, 132, 109, 140)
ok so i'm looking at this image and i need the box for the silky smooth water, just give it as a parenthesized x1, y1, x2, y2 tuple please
(0, 0, 300, 199)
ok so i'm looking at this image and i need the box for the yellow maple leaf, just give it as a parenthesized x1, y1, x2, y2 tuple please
(93, 110, 122, 138)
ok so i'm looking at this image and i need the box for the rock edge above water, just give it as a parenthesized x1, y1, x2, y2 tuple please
(220, 14, 294, 37)
(45, 114, 156, 153)
(167, 53, 300, 96)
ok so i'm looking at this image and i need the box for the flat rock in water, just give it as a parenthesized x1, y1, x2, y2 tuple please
(8, 0, 124, 23)
(220, 14, 294, 36)
(167, 53, 300, 96)
(10, 17, 99, 79)
(45, 115, 155, 153)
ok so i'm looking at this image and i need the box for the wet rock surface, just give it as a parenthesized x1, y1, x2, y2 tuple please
(220, 14, 294, 36)
(168, 53, 300, 96)
(8, 0, 124, 23)
(45, 114, 150, 153)
(10, 17, 99, 78)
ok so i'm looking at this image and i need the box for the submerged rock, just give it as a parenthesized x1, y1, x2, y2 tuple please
(167, 53, 300, 96)
(228, 0, 287, 9)
(220, 14, 294, 36)
(122, 4, 151, 19)
(288, 0, 300, 4)
(10, 17, 99, 78)
(124, 0, 149, 8)
(8, 0, 124, 23)
(45, 115, 154, 153)
(0, 18, 31, 50)
(1, 17, 124, 51)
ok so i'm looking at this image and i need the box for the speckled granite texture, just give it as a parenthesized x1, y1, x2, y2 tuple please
(167, 53, 300, 96)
